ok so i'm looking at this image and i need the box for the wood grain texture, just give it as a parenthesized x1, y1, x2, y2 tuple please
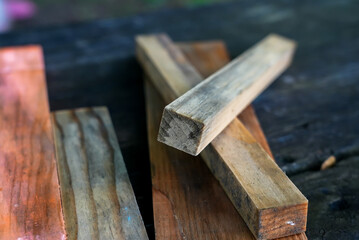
(52, 107, 148, 240)
(146, 42, 254, 240)
(0, 46, 66, 239)
(147, 79, 307, 240)
(159, 34, 296, 156)
(147, 41, 306, 240)
(137, 35, 307, 239)
(178, 42, 274, 159)
(0, 2, 357, 238)
(181, 42, 305, 240)
(147, 79, 256, 240)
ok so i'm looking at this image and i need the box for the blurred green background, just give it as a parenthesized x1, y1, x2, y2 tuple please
(17, 0, 231, 28)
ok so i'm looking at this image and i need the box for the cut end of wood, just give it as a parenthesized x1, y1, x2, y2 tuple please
(158, 106, 204, 156)
(0, 45, 44, 72)
(0, 45, 66, 239)
(258, 202, 308, 239)
(136, 33, 167, 44)
(54, 105, 108, 116)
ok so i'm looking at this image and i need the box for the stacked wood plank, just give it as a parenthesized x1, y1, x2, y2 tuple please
(0, 46, 148, 240)
(137, 34, 308, 239)
(0, 34, 308, 240)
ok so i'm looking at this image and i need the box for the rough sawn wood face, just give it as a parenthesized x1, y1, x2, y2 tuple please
(52, 107, 148, 240)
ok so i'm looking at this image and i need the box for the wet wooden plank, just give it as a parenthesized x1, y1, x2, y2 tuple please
(52, 107, 148, 240)
(138, 35, 307, 239)
(0, 46, 66, 239)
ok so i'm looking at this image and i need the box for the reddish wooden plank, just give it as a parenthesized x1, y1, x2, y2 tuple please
(0, 46, 66, 239)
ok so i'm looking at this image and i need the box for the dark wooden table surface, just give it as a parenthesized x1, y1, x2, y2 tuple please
(1, 0, 358, 239)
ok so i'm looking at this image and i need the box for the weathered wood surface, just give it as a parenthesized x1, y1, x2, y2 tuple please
(177, 42, 274, 159)
(178, 42, 275, 159)
(0, 1, 358, 238)
(147, 41, 252, 240)
(147, 80, 255, 240)
(0, 46, 66, 239)
(158, 34, 296, 156)
(52, 107, 148, 240)
(146, 41, 307, 239)
(138, 34, 307, 239)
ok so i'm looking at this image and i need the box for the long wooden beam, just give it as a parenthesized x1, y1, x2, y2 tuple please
(137, 35, 307, 239)
(52, 107, 148, 240)
(0, 46, 66, 239)
(157, 34, 296, 156)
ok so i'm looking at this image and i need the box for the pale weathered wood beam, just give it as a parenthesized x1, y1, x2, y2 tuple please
(158, 34, 296, 156)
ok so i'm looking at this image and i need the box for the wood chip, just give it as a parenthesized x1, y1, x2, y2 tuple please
(321, 155, 336, 170)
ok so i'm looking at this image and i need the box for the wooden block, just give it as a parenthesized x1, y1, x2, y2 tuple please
(0, 46, 66, 239)
(52, 107, 148, 240)
(160, 34, 296, 156)
(137, 35, 308, 239)
(178, 42, 274, 159)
